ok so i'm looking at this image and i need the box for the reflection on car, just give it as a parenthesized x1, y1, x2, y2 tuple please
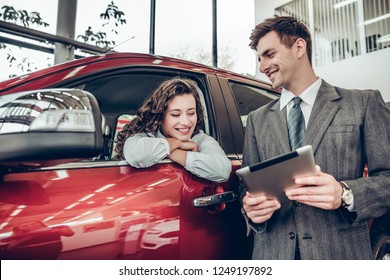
(141, 218, 179, 250)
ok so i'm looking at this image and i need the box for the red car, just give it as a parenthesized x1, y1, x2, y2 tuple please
(0, 52, 387, 260)
(0, 52, 279, 260)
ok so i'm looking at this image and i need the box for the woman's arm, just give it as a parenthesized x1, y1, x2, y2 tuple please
(166, 138, 198, 167)
(123, 132, 231, 182)
(185, 132, 232, 182)
(123, 133, 170, 168)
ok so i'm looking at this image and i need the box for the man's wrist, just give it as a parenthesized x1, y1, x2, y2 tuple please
(339, 181, 355, 211)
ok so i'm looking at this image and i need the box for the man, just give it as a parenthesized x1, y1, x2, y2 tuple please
(240, 16, 390, 259)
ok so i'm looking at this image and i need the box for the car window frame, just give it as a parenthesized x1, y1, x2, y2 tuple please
(217, 76, 280, 156)
(40, 66, 223, 163)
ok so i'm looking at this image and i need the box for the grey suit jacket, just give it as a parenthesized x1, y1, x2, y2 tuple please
(240, 80, 390, 259)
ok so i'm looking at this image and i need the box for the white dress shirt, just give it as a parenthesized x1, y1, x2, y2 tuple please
(280, 78, 322, 127)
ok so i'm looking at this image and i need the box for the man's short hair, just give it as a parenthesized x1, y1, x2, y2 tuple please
(249, 16, 312, 65)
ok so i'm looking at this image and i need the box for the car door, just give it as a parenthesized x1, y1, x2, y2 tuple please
(0, 69, 249, 260)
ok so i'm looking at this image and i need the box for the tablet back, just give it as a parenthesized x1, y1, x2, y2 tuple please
(236, 145, 316, 199)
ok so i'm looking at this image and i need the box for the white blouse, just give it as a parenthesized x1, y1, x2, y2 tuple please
(123, 130, 232, 182)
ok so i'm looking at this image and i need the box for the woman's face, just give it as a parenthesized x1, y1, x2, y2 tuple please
(161, 93, 197, 141)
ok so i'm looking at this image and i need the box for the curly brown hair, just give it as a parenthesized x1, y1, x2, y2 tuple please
(114, 77, 205, 159)
(249, 16, 312, 65)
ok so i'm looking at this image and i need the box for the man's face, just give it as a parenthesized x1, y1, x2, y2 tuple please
(256, 31, 298, 90)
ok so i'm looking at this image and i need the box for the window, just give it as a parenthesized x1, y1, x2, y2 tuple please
(229, 81, 278, 128)
(276, 0, 390, 66)
(75, 73, 210, 160)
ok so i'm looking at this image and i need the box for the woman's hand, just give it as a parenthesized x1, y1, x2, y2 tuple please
(166, 138, 198, 166)
(166, 138, 198, 152)
(177, 140, 198, 152)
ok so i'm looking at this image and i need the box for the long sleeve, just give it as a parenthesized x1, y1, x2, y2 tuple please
(239, 111, 267, 233)
(123, 130, 231, 182)
(123, 132, 170, 168)
(185, 131, 232, 182)
(345, 90, 390, 222)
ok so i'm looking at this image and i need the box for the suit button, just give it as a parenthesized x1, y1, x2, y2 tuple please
(288, 232, 296, 239)
(294, 201, 301, 206)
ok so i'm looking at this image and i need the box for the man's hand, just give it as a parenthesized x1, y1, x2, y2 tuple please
(285, 165, 343, 210)
(242, 192, 281, 224)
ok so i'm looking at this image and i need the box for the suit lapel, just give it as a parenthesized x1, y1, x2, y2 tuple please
(305, 80, 341, 154)
(268, 100, 291, 154)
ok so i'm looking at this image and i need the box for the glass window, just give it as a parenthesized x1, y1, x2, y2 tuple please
(155, 0, 256, 76)
(229, 82, 278, 128)
(76, 73, 210, 160)
(363, 0, 390, 52)
(155, 0, 212, 59)
(76, 0, 150, 53)
(217, 0, 256, 74)
(110, 80, 209, 159)
(276, 0, 390, 66)
(82, 74, 170, 115)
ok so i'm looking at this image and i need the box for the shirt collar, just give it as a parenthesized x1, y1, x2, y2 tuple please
(280, 78, 322, 110)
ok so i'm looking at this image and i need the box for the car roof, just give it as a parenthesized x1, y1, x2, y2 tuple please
(0, 52, 273, 94)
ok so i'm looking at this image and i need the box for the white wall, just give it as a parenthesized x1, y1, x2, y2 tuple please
(315, 48, 390, 102)
(253, 0, 290, 24)
(253, 0, 390, 102)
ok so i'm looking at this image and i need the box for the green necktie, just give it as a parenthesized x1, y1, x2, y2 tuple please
(288, 97, 305, 151)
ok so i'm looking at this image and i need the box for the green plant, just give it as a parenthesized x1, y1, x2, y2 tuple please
(0, 5, 49, 27)
(0, 1, 127, 78)
(77, 1, 126, 49)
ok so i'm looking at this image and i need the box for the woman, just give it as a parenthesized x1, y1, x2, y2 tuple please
(115, 77, 231, 182)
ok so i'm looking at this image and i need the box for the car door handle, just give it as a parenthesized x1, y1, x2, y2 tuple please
(192, 191, 237, 208)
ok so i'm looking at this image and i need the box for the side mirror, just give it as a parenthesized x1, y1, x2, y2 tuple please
(0, 88, 103, 163)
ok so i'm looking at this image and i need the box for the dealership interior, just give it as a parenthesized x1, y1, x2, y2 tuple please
(0, 0, 389, 103)
(0, 0, 389, 267)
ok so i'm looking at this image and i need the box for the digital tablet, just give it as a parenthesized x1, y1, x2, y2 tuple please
(236, 145, 316, 200)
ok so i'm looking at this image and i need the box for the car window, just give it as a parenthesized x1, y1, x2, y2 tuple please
(73, 73, 210, 160)
(229, 81, 278, 128)
(81, 74, 169, 115)
(111, 82, 210, 159)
